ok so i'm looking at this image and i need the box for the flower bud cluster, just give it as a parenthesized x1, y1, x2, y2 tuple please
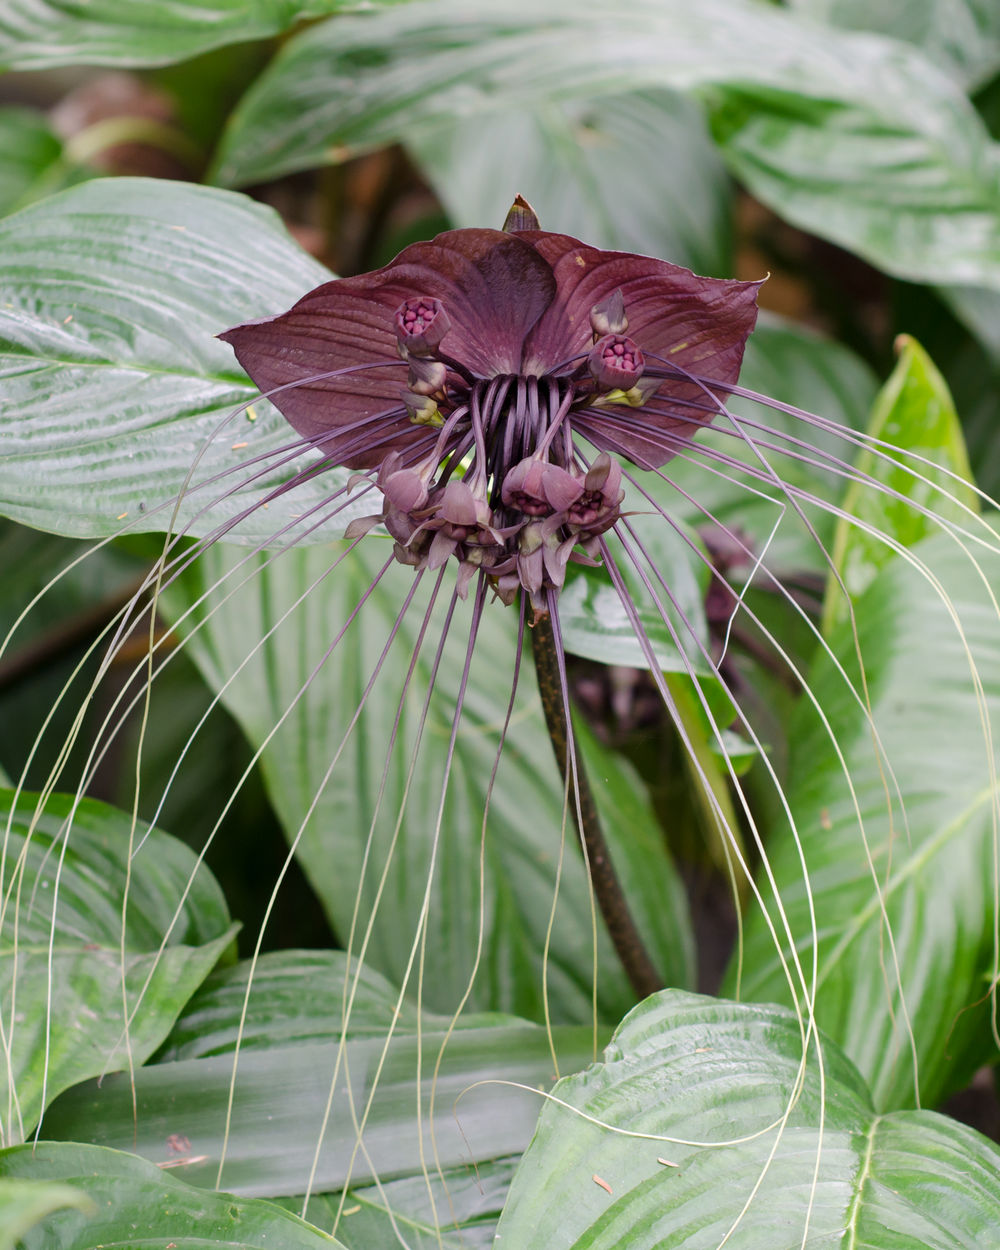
(349, 446, 624, 617)
(496, 452, 625, 612)
(347, 452, 514, 598)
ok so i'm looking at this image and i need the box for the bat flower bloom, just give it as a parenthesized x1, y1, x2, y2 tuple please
(220, 203, 761, 616)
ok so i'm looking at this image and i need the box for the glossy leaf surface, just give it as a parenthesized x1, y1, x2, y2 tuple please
(158, 949, 432, 1059)
(0, 1142, 342, 1247)
(0, 789, 235, 1141)
(0, 1177, 91, 1250)
(496, 991, 1000, 1248)
(44, 1016, 594, 1199)
(729, 528, 1000, 1108)
(0, 177, 352, 543)
(47, 949, 586, 1238)
(284, 1159, 516, 1249)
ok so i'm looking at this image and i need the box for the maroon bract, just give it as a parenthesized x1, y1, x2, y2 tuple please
(220, 209, 761, 614)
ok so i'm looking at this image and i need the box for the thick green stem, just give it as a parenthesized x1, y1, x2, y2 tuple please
(530, 612, 663, 1000)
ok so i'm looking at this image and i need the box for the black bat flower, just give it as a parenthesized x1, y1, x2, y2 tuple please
(220, 199, 761, 616)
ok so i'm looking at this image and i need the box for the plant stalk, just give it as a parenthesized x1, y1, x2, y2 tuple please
(530, 611, 663, 1000)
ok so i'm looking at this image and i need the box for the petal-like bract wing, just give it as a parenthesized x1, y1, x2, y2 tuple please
(220, 229, 557, 468)
(521, 231, 761, 465)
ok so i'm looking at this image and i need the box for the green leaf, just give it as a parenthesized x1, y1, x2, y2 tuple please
(823, 334, 978, 633)
(282, 1159, 516, 1249)
(0, 108, 90, 218)
(788, 0, 1000, 90)
(410, 88, 732, 275)
(161, 541, 694, 1025)
(210, 0, 1000, 293)
(0, 1, 404, 70)
(558, 511, 710, 674)
(0, 1177, 91, 1250)
(47, 949, 590, 1233)
(43, 1020, 595, 1199)
(0, 788, 235, 1140)
(0, 176, 363, 544)
(100, 950, 582, 1235)
(0, 1142, 342, 1247)
(158, 948, 511, 1060)
(495, 990, 1000, 1248)
(726, 528, 1000, 1108)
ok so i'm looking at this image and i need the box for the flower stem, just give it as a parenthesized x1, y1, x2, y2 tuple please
(530, 611, 663, 1000)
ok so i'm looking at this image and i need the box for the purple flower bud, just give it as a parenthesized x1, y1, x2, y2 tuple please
(395, 297, 451, 357)
(590, 289, 628, 338)
(393, 536, 429, 568)
(382, 467, 430, 514)
(406, 355, 447, 396)
(583, 451, 623, 498)
(400, 388, 442, 426)
(566, 453, 624, 536)
(589, 334, 644, 392)
(516, 523, 545, 596)
(436, 480, 488, 531)
(501, 457, 583, 517)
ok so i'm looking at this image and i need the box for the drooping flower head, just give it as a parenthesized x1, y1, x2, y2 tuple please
(220, 200, 761, 615)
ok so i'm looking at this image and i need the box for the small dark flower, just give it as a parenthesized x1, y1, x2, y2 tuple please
(220, 203, 760, 615)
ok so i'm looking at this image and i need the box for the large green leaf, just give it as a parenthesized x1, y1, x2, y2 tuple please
(0, 788, 235, 1141)
(0, 1177, 91, 1250)
(789, 0, 1000, 90)
(158, 949, 432, 1059)
(411, 88, 732, 276)
(210, 0, 1000, 292)
(46, 950, 590, 1239)
(495, 990, 1000, 1248)
(158, 948, 549, 1061)
(823, 333, 978, 632)
(44, 1018, 594, 1199)
(0, 177, 360, 543)
(0, 1143, 343, 1248)
(726, 528, 1000, 1108)
(162, 540, 694, 1025)
(0, 1, 401, 70)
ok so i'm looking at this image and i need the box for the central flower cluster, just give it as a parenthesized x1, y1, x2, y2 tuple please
(220, 210, 761, 617)
(347, 293, 636, 610)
